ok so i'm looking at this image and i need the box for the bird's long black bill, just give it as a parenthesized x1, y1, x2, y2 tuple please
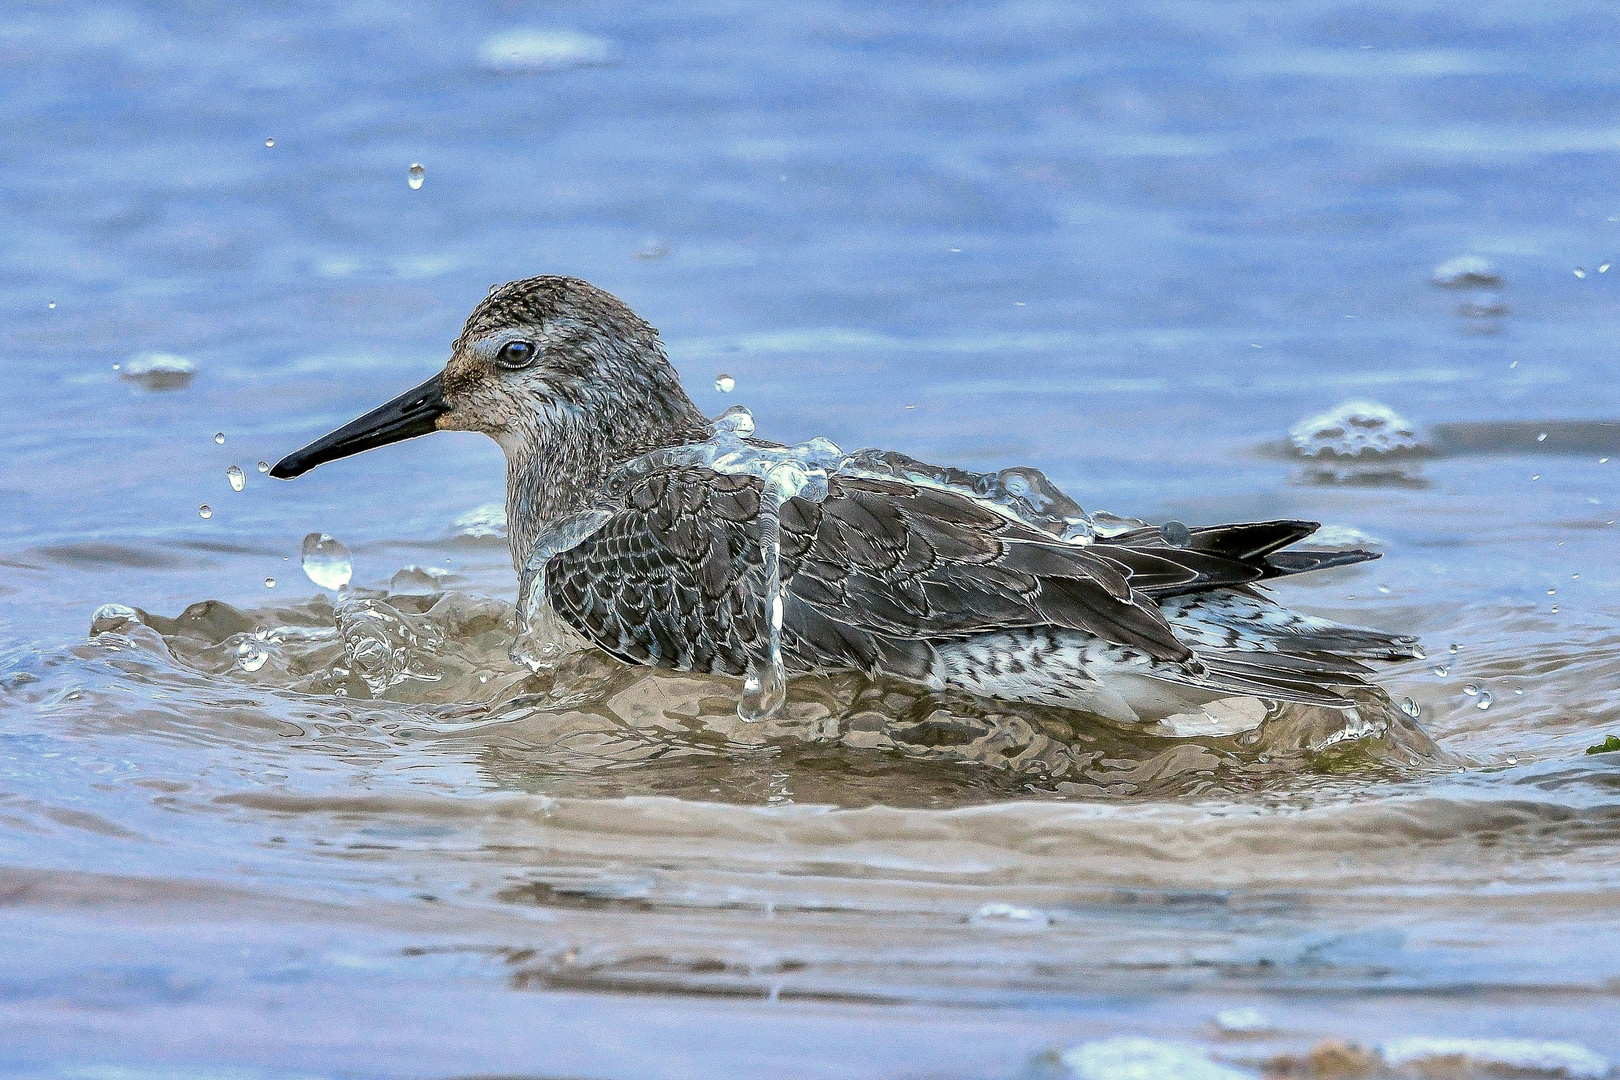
(270, 373, 449, 479)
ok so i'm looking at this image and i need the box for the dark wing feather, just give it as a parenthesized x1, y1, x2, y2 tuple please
(546, 468, 1203, 675)
(544, 467, 1394, 702)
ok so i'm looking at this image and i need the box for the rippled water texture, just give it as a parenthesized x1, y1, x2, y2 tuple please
(2, 2, 1619, 1077)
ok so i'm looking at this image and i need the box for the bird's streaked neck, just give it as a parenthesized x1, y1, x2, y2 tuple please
(499, 395, 709, 572)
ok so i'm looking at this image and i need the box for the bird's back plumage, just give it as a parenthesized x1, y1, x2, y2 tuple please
(543, 464, 1417, 721)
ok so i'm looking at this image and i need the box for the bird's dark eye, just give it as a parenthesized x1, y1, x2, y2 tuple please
(496, 340, 536, 368)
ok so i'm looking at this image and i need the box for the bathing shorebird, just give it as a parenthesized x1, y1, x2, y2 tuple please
(272, 276, 1418, 724)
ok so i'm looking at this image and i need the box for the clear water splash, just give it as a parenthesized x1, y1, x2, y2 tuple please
(300, 533, 352, 591)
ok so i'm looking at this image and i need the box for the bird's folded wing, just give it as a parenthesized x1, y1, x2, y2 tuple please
(547, 466, 1303, 675)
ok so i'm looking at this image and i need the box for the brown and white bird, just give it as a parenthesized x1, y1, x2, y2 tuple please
(272, 276, 1419, 725)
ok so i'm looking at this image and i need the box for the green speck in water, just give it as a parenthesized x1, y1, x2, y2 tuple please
(1586, 735, 1620, 755)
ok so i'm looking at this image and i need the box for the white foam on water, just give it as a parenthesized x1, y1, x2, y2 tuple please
(968, 901, 1050, 931)
(120, 352, 196, 390)
(1431, 254, 1503, 288)
(452, 502, 507, 539)
(479, 29, 621, 73)
(1380, 1036, 1609, 1078)
(1289, 400, 1429, 458)
(1061, 1036, 1254, 1080)
(1211, 1007, 1273, 1035)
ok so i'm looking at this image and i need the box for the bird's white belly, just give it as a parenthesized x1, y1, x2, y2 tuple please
(926, 627, 1230, 726)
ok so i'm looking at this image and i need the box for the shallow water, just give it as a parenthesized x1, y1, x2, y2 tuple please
(3, 2, 1620, 1077)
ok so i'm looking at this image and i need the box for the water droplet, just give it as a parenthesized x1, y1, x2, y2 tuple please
(635, 239, 671, 260)
(1378, 584, 1391, 594)
(226, 465, 245, 491)
(1602, 264, 1612, 273)
(264, 137, 274, 147)
(1475, 691, 1493, 710)
(1400, 697, 1421, 718)
(47, 301, 56, 309)
(1463, 683, 1480, 695)
(1411, 645, 1427, 659)
(408, 163, 424, 190)
(1432, 665, 1450, 677)
(1159, 520, 1191, 547)
(198, 504, 212, 519)
(300, 532, 353, 591)
(1531, 474, 1540, 481)
(1537, 432, 1548, 442)
(1551, 604, 1559, 613)
(257, 461, 269, 473)
(1506, 756, 1518, 764)
(264, 577, 277, 588)
(1547, 588, 1557, 595)
(214, 432, 226, 444)
(715, 374, 735, 393)
(1574, 267, 1587, 278)
(1449, 643, 1461, 654)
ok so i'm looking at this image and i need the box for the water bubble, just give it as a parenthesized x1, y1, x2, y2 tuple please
(1474, 691, 1493, 710)
(1574, 267, 1588, 278)
(1159, 520, 1191, 547)
(1507, 756, 1518, 764)
(257, 461, 269, 473)
(48, 301, 56, 309)
(408, 163, 424, 190)
(214, 432, 226, 444)
(198, 504, 212, 519)
(301, 532, 353, 591)
(264, 577, 277, 588)
(1432, 665, 1450, 677)
(1515, 687, 1524, 695)
(1449, 643, 1461, 654)
(1547, 588, 1557, 595)
(1400, 697, 1421, 718)
(1464, 683, 1480, 695)
(1551, 604, 1559, 613)
(226, 465, 245, 491)
(715, 374, 735, 393)
(236, 640, 269, 672)
(265, 137, 274, 147)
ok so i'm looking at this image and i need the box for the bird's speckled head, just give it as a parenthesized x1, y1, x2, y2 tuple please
(441, 275, 705, 452)
(272, 276, 709, 569)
